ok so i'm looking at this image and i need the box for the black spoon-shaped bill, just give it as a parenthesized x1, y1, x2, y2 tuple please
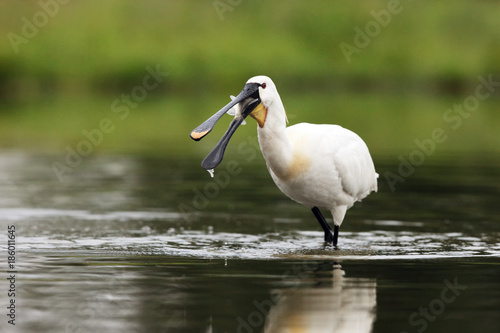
(190, 83, 261, 141)
(201, 98, 260, 170)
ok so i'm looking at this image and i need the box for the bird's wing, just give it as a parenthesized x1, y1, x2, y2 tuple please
(321, 125, 378, 200)
(285, 123, 377, 201)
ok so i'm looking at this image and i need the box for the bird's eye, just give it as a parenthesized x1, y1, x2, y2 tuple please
(261, 83, 267, 89)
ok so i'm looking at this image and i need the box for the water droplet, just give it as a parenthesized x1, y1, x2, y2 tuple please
(207, 169, 215, 178)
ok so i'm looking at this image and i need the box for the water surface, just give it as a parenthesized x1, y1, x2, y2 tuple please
(0, 152, 499, 332)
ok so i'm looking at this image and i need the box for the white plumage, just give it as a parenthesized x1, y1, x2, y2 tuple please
(192, 75, 378, 245)
(251, 76, 377, 230)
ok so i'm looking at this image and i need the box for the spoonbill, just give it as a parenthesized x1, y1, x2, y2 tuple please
(190, 76, 377, 246)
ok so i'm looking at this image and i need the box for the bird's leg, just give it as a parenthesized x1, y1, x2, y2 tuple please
(333, 225, 339, 247)
(311, 207, 335, 244)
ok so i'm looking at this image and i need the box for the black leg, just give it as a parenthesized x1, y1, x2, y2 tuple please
(333, 225, 339, 247)
(311, 207, 335, 244)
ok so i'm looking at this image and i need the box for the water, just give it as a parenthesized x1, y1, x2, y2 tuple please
(0, 151, 499, 332)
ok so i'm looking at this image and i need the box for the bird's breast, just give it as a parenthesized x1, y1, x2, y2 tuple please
(272, 152, 311, 181)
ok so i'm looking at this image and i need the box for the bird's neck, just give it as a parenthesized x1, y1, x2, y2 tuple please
(257, 101, 294, 178)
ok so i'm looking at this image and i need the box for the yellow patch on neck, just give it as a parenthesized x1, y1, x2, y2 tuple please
(250, 103, 267, 128)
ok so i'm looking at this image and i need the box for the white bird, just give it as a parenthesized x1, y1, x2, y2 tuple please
(190, 76, 378, 246)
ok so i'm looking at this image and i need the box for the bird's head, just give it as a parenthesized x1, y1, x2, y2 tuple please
(243, 75, 277, 128)
(189, 75, 276, 171)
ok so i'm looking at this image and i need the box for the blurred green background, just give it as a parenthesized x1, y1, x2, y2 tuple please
(0, 0, 499, 157)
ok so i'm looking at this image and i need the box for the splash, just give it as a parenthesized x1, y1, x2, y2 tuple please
(207, 169, 215, 178)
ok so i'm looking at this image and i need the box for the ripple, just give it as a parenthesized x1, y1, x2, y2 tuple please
(17, 228, 500, 260)
(4, 207, 499, 260)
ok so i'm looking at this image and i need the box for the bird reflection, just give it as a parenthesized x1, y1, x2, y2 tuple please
(264, 262, 377, 333)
